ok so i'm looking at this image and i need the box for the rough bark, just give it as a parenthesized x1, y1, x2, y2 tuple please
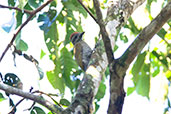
(0, 83, 62, 113)
(0, 0, 171, 114)
(108, 1, 171, 114)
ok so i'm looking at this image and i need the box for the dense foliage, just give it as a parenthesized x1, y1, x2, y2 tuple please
(0, 0, 171, 113)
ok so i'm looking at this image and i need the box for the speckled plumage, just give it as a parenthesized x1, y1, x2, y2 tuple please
(70, 32, 92, 71)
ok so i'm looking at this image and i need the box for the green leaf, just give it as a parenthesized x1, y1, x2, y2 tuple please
(16, 11, 23, 28)
(157, 28, 167, 39)
(94, 102, 100, 113)
(120, 33, 128, 43)
(127, 87, 135, 96)
(0, 93, 5, 102)
(28, 0, 41, 9)
(114, 44, 118, 52)
(8, 0, 16, 6)
(125, 17, 140, 35)
(38, 9, 58, 33)
(152, 51, 168, 68)
(146, 0, 157, 13)
(18, 0, 28, 10)
(47, 69, 65, 93)
(16, 39, 28, 51)
(131, 51, 147, 84)
(40, 49, 46, 59)
(150, 53, 160, 77)
(31, 106, 46, 114)
(95, 81, 106, 101)
(43, 20, 58, 53)
(165, 32, 171, 40)
(136, 64, 150, 98)
(59, 98, 70, 106)
(60, 47, 78, 90)
(15, 31, 28, 51)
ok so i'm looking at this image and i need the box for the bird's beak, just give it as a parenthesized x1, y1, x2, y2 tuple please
(80, 32, 85, 37)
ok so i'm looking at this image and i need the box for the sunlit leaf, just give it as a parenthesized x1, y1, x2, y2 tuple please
(0, 93, 5, 102)
(152, 51, 168, 68)
(18, 0, 28, 10)
(40, 49, 46, 59)
(165, 32, 171, 40)
(131, 51, 147, 84)
(136, 64, 150, 98)
(127, 87, 135, 96)
(60, 47, 78, 90)
(47, 69, 65, 93)
(95, 81, 106, 101)
(125, 17, 140, 35)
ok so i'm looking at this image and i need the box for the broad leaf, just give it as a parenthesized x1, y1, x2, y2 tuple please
(31, 106, 46, 114)
(28, 0, 42, 9)
(15, 11, 23, 28)
(95, 81, 106, 101)
(16, 39, 28, 51)
(47, 69, 65, 93)
(131, 51, 147, 84)
(127, 87, 135, 96)
(8, 0, 16, 6)
(18, 0, 28, 10)
(60, 98, 70, 106)
(136, 64, 150, 98)
(60, 47, 78, 90)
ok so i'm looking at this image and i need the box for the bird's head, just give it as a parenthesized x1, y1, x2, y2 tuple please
(70, 32, 85, 45)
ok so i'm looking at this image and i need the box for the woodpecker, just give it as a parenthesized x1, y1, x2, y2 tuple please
(70, 32, 92, 71)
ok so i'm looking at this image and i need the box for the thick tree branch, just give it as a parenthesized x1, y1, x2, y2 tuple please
(93, 0, 114, 63)
(0, 83, 62, 113)
(0, 0, 53, 62)
(119, 2, 171, 70)
(106, 0, 146, 114)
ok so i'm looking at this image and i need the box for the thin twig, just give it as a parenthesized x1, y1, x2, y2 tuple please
(33, 90, 61, 107)
(9, 98, 25, 114)
(0, 0, 53, 62)
(77, 0, 98, 24)
(0, 4, 32, 14)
